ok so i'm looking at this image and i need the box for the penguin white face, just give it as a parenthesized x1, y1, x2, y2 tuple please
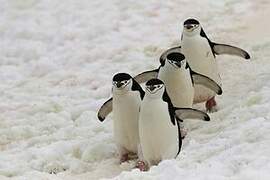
(166, 52, 186, 69)
(112, 73, 132, 93)
(183, 18, 201, 36)
(145, 79, 165, 98)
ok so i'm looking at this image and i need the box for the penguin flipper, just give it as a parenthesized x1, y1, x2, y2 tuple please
(191, 70, 222, 95)
(97, 97, 113, 122)
(212, 43, 250, 59)
(174, 108, 210, 121)
(160, 46, 181, 65)
(133, 70, 158, 84)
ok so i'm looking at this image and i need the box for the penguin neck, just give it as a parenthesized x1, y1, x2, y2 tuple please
(182, 26, 201, 38)
(113, 89, 130, 96)
(182, 32, 201, 41)
(162, 61, 188, 75)
(144, 90, 164, 100)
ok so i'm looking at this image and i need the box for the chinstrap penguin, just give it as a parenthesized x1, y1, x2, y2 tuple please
(134, 52, 222, 108)
(134, 52, 221, 138)
(137, 78, 210, 171)
(160, 18, 250, 112)
(97, 73, 144, 163)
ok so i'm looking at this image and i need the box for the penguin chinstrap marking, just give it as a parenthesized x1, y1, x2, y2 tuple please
(178, 18, 250, 112)
(97, 73, 145, 163)
(137, 79, 210, 171)
(134, 52, 222, 109)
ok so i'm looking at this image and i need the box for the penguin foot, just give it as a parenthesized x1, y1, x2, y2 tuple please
(181, 131, 187, 139)
(180, 126, 188, 139)
(135, 160, 148, 171)
(120, 154, 129, 163)
(205, 97, 217, 112)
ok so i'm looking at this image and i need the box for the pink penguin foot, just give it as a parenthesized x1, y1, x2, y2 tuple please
(205, 97, 217, 113)
(181, 128, 188, 139)
(120, 154, 129, 163)
(135, 160, 148, 171)
(179, 123, 188, 139)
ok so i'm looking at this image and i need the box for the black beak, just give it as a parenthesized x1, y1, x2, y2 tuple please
(116, 82, 122, 88)
(149, 86, 155, 91)
(185, 24, 193, 29)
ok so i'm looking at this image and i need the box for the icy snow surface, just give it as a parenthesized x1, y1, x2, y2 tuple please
(0, 0, 270, 179)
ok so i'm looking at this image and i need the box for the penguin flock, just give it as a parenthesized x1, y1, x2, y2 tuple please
(97, 18, 250, 171)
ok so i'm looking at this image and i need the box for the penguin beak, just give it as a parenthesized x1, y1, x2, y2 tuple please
(116, 82, 122, 88)
(149, 86, 155, 91)
(146, 85, 156, 93)
(184, 24, 193, 29)
(184, 24, 196, 32)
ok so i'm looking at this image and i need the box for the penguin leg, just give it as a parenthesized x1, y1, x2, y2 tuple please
(120, 154, 129, 163)
(135, 160, 149, 171)
(205, 96, 217, 112)
(135, 144, 149, 171)
(179, 122, 187, 139)
(118, 146, 129, 163)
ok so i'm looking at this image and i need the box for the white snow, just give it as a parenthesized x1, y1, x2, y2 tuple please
(0, 0, 270, 179)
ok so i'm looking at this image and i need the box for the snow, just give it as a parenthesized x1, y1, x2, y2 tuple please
(0, 0, 269, 179)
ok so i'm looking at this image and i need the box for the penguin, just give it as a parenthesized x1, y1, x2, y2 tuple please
(160, 18, 250, 112)
(134, 52, 221, 138)
(97, 73, 145, 163)
(135, 52, 222, 108)
(136, 79, 210, 171)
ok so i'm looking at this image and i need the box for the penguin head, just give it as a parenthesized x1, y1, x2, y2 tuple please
(112, 73, 133, 93)
(145, 79, 165, 98)
(165, 52, 186, 69)
(183, 18, 201, 36)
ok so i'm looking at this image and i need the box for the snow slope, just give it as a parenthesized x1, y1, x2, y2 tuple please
(0, 0, 270, 179)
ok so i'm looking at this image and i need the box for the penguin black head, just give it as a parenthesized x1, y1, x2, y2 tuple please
(183, 18, 201, 35)
(145, 79, 165, 97)
(112, 73, 132, 90)
(166, 52, 186, 68)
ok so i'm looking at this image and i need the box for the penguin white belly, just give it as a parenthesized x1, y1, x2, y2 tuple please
(139, 98, 178, 165)
(158, 68, 194, 108)
(182, 36, 221, 103)
(113, 92, 141, 153)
